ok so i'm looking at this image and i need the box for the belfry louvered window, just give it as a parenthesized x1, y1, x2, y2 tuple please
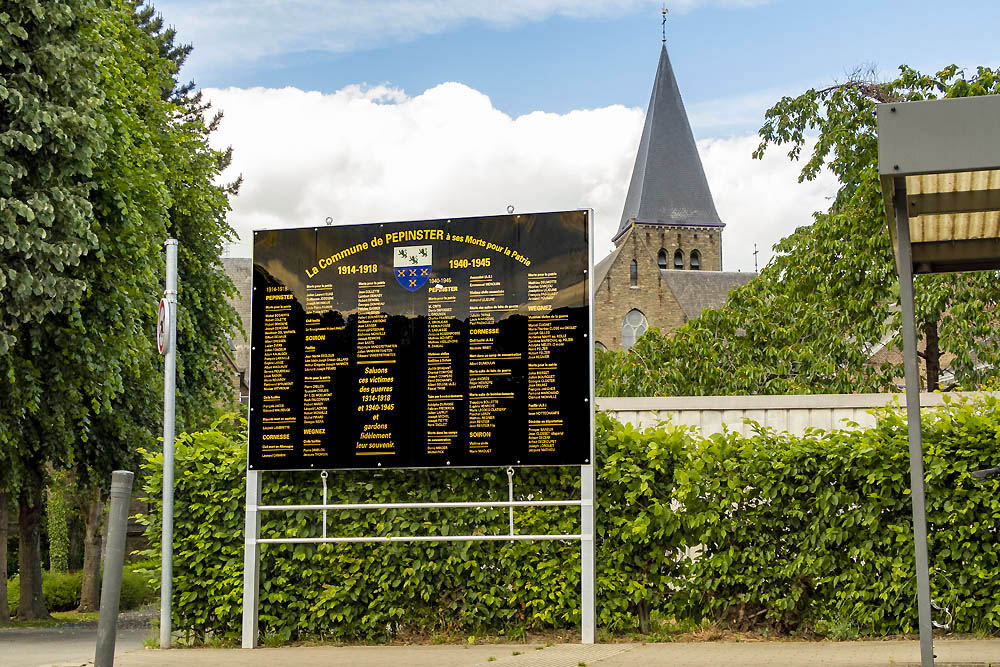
(690, 249, 701, 270)
(674, 249, 684, 269)
(629, 260, 638, 287)
(657, 249, 668, 269)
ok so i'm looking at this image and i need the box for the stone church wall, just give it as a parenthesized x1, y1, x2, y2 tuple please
(594, 224, 723, 349)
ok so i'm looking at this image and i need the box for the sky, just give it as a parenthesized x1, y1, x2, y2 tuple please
(153, 0, 1000, 271)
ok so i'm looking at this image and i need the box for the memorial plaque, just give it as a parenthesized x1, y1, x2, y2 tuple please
(248, 210, 592, 470)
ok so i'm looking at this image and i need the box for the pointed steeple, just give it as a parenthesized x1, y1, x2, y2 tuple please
(613, 44, 723, 243)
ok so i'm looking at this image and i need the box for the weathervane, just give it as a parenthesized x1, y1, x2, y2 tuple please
(661, 6, 668, 44)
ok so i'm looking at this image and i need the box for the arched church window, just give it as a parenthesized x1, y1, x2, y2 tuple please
(629, 260, 638, 287)
(621, 309, 648, 350)
(690, 249, 701, 270)
(673, 249, 684, 269)
(657, 249, 668, 269)
(595, 341, 607, 352)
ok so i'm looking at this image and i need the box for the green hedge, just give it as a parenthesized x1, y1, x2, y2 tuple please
(139, 397, 1000, 641)
(138, 414, 686, 641)
(671, 395, 1000, 635)
(6, 562, 155, 616)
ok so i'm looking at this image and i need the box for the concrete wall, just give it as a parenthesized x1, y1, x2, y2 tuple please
(596, 392, 989, 437)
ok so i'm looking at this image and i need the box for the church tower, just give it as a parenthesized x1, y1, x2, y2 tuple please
(593, 38, 751, 351)
(612, 43, 725, 272)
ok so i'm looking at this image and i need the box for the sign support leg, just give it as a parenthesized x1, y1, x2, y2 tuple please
(580, 463, 595, 644)
(242, 470, 262, 649)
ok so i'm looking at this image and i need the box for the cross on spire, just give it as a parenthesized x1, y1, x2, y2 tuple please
(661, 6, 668, 44)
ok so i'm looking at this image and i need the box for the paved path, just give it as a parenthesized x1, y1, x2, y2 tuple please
(0, 624, 147, 667)
(2, 634, 997, 667)
(104, 639, 999, 667)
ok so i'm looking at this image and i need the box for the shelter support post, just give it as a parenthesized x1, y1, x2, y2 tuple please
(580, 464, 595, 644)
(242, 469, 262, 649)
(895, 187, 935, 667)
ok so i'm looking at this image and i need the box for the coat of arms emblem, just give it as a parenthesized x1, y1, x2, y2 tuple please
(393, 245, 432, 291)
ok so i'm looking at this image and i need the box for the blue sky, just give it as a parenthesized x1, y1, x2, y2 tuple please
(153, 0, 1000, 269)
(162, 0, 1000, 129)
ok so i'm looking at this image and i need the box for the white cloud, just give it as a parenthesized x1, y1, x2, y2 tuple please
(699, 134, 838, 272)
(687, 86, 792, 133)
(209, 82, 836, 273)
(157, 0, 772, 71)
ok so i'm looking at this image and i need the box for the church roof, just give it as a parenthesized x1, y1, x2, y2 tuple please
(613, 44, 723, 243)
(659, 270, 754, 321)
(593, 242, 624, 292)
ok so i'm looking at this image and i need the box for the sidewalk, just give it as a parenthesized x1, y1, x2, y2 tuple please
(104, 638, 1000, 667)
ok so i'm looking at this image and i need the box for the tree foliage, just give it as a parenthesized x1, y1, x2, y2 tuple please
(597, 64, 1000, 397)
(0, 0, 107, 356)
(0, 0, 240, 617)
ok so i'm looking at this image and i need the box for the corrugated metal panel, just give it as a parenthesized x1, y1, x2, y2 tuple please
(907, 170, 1000, 243)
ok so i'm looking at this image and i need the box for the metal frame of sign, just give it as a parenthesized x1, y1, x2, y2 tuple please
(241, 210, 595, 646)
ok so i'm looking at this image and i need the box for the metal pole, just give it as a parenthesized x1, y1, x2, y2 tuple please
(507, 467, 515, 537)
(321, 471, 328, 539)
(95, 471, 134, 667)
(895, 189, 935, 667)
(256, 499, 582, 511)
(160, 239, 178, 649)
(242, 470, 262, 649)
(580, 465, 595, 644)
(580, 209, 596, 645)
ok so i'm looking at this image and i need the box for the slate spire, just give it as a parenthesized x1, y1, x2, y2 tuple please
(613, 44, 723, 243)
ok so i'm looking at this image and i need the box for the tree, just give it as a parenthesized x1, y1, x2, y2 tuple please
(1, 0, 241, 618)
(0, 490, 8, 623)
(597, 64, 1000, 398)
(1, 0, 114, 618)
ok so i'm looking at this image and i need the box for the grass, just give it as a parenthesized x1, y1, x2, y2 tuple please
(260, 632, 286, 648)
(0, 610, 101, 628)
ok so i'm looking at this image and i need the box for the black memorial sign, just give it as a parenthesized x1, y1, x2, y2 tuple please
(249, 210, 591, 470)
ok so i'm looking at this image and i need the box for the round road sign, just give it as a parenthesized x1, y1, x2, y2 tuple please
(156, 298, 170, 355)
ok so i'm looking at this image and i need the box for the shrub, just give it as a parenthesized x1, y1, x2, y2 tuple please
(43, 571, 82, 611)
(138, 413, 690, 642)
(672, 394, 1000, 635)
(6, 562, 157, 617)
(120, 564, 156, 610)
(138, 397, 1000, 641)
(8, 571, 81, 615)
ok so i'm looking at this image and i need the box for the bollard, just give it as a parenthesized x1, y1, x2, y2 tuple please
(95, 471, 134, 667)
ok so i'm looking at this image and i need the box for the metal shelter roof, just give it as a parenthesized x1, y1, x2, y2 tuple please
(613, 45, 724, 243)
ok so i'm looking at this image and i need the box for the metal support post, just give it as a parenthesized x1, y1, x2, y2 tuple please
(95, 471, 135, 667)
(580, 464, 595, 644)
(242, 470, 262, 649)
(506, 467, 515, 537)
(895, 189, 935, 667)
(320, 471, 328, 539)
(160, 239, 178, 650)
(580, 209, 596, 645)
